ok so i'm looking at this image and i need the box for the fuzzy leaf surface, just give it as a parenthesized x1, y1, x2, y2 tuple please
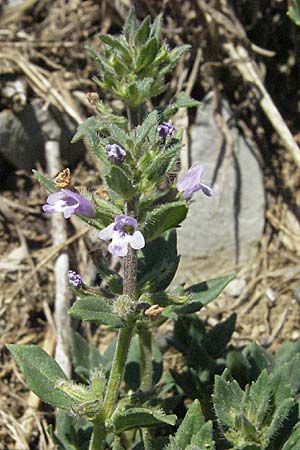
(174, 399, 205, 448)
(143, 202, 187, 241)
(7, 344, 71, 409)
(68, 296, 124, 328)
(112, 406, 176, 433)
(32, 170, 56, 193)
(70, 331, 105, 381)
(106, 165, 135, 200)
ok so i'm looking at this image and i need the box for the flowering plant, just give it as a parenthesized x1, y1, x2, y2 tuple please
(10, 10, 300, 450)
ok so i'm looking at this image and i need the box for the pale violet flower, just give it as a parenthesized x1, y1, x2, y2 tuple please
(158, 122, 175, 139)
(42, 189, 95, 219)
(98, 214, 145, 257)
(68, 270, 82, 288)
(176, 163, 214, 199)
(105, 143, 126, 164)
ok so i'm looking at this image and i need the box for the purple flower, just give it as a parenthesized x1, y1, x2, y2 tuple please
(105, 143, 126, 164)
(158, 122, 175, 139)
(176, 163, 215, 199)
(98, 214, 145, 257)
(42, 189, 95, 219)
(68, 270, 82, 288)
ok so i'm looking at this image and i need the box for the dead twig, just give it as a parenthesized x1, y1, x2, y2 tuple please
(8, 227, 89, 301)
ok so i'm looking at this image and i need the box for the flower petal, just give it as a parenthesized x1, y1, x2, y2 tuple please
(176, 163, 205, 191)
(46, 191, 64, 206)
(63, 206, 76, 219)
(98, 223, 115, 241)
(130, 231, 145, 250)
(42, 204, 56, 214)
(180, 185, 202, 199)
(199, 183, 215, 197)
(109, 233, 131, 256)
(61, 190, 94, 217)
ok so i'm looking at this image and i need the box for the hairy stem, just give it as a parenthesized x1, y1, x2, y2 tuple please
(139, 325, 153, 392)
(139, 324, 154, 449)
(102, 319, 134, 417)
(89, 419, 106, 450)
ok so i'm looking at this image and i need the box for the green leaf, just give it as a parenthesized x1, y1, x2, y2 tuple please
(135, 16, 151, 46)
(7, 344, 71, 409)
(150, 14, 163, 41)
(282, 425, 300, 450)
(265, 399, 296, 445)
(99, 34, 132, 62)
(135, 110, 159, 147)
(93, 196, 122, 228)
(143, 141, 181, 183)
(71, 118, 108, 164)
(97, 262, 123, 295)
(185, 273, 235, 305)
(207, 313, 237, 358)
(111, 406, 176, 433)
(226, 349, 251, 387)
(124, 335, 163, 390)
(52, 410, 92, 450)
(137, 230, 180, 293)
(106, 165, 135, 200)
(275, 341, 300, 367)
(175, 92, 201, 108)
(244, 341, 273, 380)
(248, 370, 272, 429)
(68, 296, 125, 328)
(175, 399, 205, 448)
(143, 201, 188, 241)
(287, 0, 300, 26)
(213, 374, 244, 428)
(70, 331, 105, 381)
(32, 169, 56, 193)
(234, 445, 262, 450)
(139, 291, 189, 307)
(105, 122, 130, 149)
(123, 7, 137, 41)
(136, 37, 158, 72)
(163, 92, 201, 120)
(190, 421, 215, 449)
(167, 273, 235, 316)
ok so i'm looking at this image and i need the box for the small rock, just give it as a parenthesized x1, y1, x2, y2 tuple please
(292, 331, 300, 341)
(176, 93, 265, 282)
(0, 98, 84, 171)
(224, 278, 246, 297)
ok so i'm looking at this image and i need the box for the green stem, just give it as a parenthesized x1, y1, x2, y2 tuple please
(102, 320, 134, 417)
(89, 319, 134, 449)
(139, 324, 154, 449)
(89, 419, 106, 450)
(89, 106, 141, 449)
(139, 325, 153, 392)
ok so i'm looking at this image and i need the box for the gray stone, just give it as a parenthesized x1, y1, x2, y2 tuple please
(176, 94, 265, 283)
(0, 99, 84, 171)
